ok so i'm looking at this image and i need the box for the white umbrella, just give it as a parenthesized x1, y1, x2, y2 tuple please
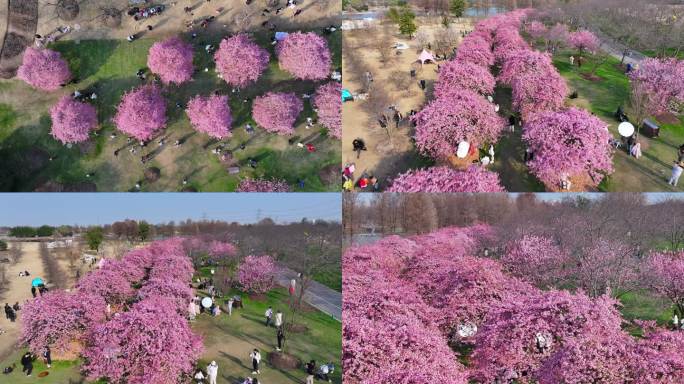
(618, 122, 635, 137)
(201, 297, 213, 308)
(456, 141, 470, 158)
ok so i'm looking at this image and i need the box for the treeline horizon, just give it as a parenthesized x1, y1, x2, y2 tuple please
(3, 217, 341, 239)
(345, 193, 684, 250)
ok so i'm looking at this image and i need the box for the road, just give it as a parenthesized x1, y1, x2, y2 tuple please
(276, 267, 341, 322)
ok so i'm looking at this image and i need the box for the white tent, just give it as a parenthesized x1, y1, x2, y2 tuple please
(418, 49, 435, 64)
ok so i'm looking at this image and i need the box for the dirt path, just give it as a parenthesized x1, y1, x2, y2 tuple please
(0, 242, 46, 361)
(342, 19, 473, 189)
(35, 0, 341, 44)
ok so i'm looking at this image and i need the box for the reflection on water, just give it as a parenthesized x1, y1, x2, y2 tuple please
(350, 233, 383, 245)
(343, 0, 540, 19)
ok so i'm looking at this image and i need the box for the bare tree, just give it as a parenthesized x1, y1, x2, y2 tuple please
(402, 193, 438, 234)
(343, 193, 361, 240)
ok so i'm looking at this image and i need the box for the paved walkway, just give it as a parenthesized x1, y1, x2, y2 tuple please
(602, 39, 646, 66)
(276, 266, 341, 322)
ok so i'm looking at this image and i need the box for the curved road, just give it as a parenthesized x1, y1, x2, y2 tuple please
(276, 267, 341, 322)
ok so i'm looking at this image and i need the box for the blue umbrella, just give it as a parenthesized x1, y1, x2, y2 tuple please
(31, 277, 44, 287)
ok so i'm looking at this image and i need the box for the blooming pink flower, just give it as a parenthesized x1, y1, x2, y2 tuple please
(147, 36, 194, 84)
(214, 33, 269, 88)
(434, 60, 496, 97)
(113, 85, 167, 141)
(413, 89, 505, 160)
(251, 92, 303, 135)
(186, 94, 232, 139)
(49, 96, 98, 144)
(237, 255, 276, 294)
(17, 47, 71, 90)
(276, 32, 332, 80)
(236, 178, 292, 192)
(523, 108, 613, 189)
(388, 166, 505, 193)
(313, 82, 342, 139)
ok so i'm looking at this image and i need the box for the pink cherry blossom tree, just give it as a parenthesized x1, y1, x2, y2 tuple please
(526, 21, 548, 40)
(387, 166, 505, 193)
(522, 108, 613, 190)
(236, 178, 292, 192)
(632, 325, 684, 383)
(137, 278, 194, 313)
(20, 291, 106, 355)
(502, 235, 568, 287)
(49, 95, 98, 144)
(629, 58, 684, 114)
(186, 94, 232, 139)
(546, 23, 570, 50)
(493, 26, 530, 63)
(413, 89, 505, 160)
(276, 32, 332, 80)
(208, 241, 238, 259)
(76, 267, 136, 305)
(454, 36, 495, 68)
(641, 250, 684, 318)
(569, 30, 600, 56)
(251, 92, 303, 135)
(434, 60, 496, 97)
(113, 85, 167, 141)
(538, 329, 636, 384)
(214, 33, 270, 88)
(470, 290, 625, 383)
(147, 36, 194, 85)
(17, 47, 71, 91)
(237, 255, 277, 294)
(498, 49, 568, 119)
(313, 82, 342, 139)
(83, 297, 203, 384)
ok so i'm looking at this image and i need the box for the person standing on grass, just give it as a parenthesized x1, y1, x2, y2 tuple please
(275, 309, 283, 329)
(206, 361, 218, 384)
(306, 360, 316, 384)
(669, 161, 683, 187)
(21, 352, 33, 376)
(250, 348, 261, 375)
(265, 306, 273, 327)
(276, 326, 285, 351)
(227, 297, 234, 316)
(42, 346, 51, 368)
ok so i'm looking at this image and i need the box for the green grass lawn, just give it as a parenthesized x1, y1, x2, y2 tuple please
(0, 29, 341, 192)
(0, 288, 341, 384)
(491, 45, 684, 192)
(619, 290, 674, 336)
(552, 50, 684, 192)
(193, 287, 341, 384)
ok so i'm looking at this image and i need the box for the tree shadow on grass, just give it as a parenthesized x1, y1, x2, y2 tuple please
(51, 40, 120, 80)
(91, 76, 141, 122)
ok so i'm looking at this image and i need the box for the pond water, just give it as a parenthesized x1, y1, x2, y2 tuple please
(343, 0, 533, 20)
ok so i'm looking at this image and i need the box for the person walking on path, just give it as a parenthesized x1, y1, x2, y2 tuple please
(21, 352, 33, 376)
(207, 361, 218, 384)
(265, 306, 273, 327)
(275, 309, 283, 329)
(276, 327, 285, 351)
(42, 346, 51, 368)
(250, 349, 261, 375)
(4, 303, 11, 320)
(669, 161, 683, 187)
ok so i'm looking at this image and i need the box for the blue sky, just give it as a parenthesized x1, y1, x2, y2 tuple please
(0, 193, 341, 226)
